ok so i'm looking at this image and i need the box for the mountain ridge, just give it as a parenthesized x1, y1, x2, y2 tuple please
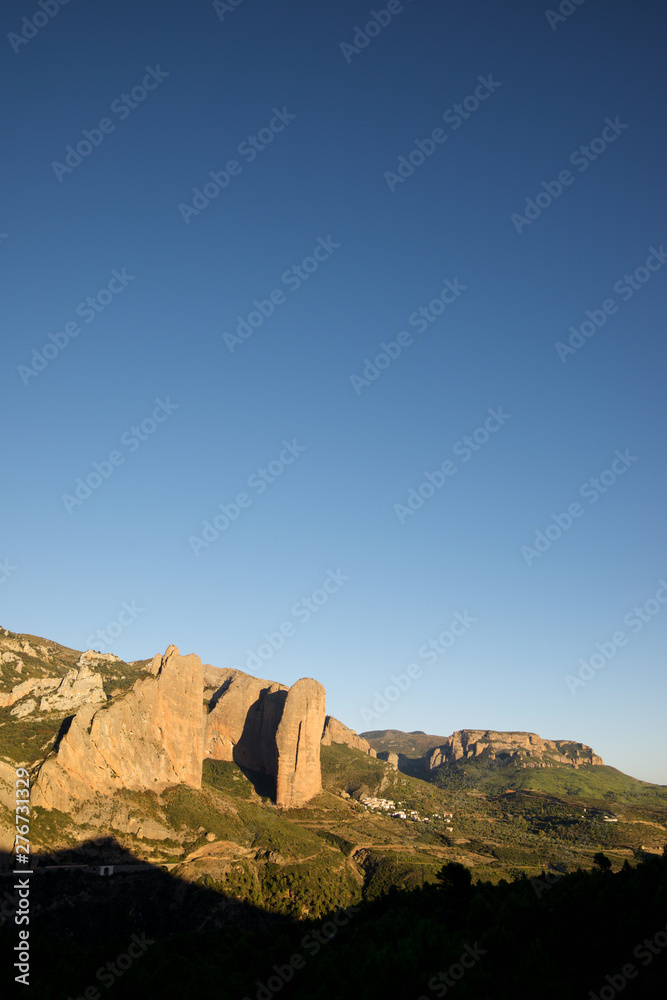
(3, 626, 666, 874)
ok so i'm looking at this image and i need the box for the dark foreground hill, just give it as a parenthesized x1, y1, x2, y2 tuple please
(2, 843, 666, 999)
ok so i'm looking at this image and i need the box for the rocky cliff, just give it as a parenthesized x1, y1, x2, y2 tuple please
(204, 668, 326, 808)
(425, 730, 603, 770)
(377, 751, 399, 770)
(28, 641, 330, 813)
(276, 678, 326, 808)
(33, 645, 205, 811)
(204, 666, 288, 772)
(321, 715, 376, 756)
(39, 663, 105, 713)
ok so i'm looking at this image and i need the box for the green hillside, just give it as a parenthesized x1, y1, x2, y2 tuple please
(359, 728, 447, 757)
(425, 755, 667, 807)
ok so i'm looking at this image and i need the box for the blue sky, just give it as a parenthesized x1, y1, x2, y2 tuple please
(2, 0, 666, 783)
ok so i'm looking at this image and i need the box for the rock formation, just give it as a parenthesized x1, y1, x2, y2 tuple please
(425, 730, 603, 770)
(0, 676, 60, 708)
(76, 650, 122, 667)
(33, 645, 205, 811)
(204, 667, 288, 772)
(10, 698, 37, 719)
(39, 663, 105, 713)
(321, 715, 376, 756)
(4, 618, 614, 825)
(205, 669, 326, 808)
(2, 625, 343, 814)
(276, 678, 326, 808)
(377, 751, 399, 770)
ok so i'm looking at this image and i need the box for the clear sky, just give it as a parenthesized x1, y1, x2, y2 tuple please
(2, 0, 666, 783)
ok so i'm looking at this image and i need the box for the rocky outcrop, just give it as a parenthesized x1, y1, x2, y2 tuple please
(76, 650, 122, 667)
(425, 730, 603, 770)
(10, 698, 37, 719)
(276, 678, 326, 808)
(204, 668, 288, 771)
(205, 670, 326, 808)
(0, 676, 60, 708)
(6, 624, 330, 814)
(321, 716, 376, 756)
(377, 751, 399, 770)
(39, 664, 105, 713)
(33, 646, 205, 811)
(0, 633, 52, 660)
(1, 651, 22, 664)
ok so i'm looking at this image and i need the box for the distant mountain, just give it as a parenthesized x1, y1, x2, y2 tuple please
(360, 728, 448, 758)
(423, 728, 604, 768)
(363, 727, 603, 769)
(363, 728, 667, 807)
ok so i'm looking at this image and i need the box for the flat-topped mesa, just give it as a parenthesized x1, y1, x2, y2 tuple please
(425, 729, 603, 770)
(321, 715, 377, 756)
(205, 670, 326, 809)
(33, 645, 205, 812)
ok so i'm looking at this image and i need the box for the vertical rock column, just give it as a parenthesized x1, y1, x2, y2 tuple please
(275, 678, 326, 808)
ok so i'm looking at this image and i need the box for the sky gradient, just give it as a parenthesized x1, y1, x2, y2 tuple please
(2, 0, 666, 782)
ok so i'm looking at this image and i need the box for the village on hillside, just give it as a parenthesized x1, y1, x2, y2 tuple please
(359, 794, 454, 831)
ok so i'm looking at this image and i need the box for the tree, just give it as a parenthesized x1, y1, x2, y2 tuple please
(593, 852, 612, 871)
(435, 861, 472, 894)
